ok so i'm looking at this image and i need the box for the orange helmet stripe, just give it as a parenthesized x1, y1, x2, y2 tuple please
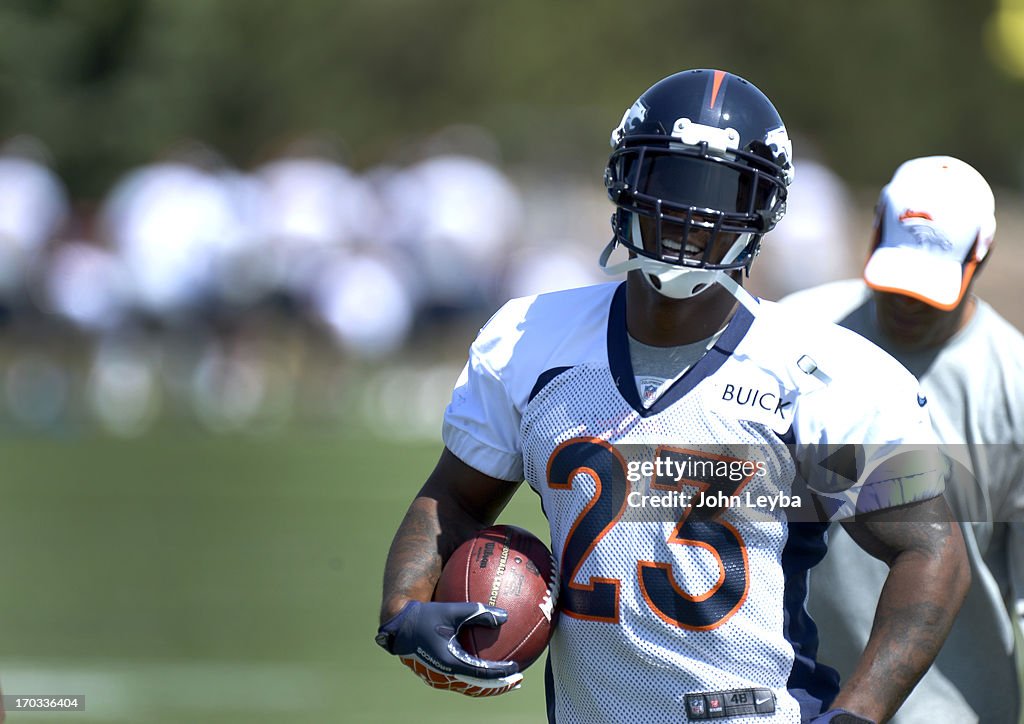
(710, 70, 726, 108)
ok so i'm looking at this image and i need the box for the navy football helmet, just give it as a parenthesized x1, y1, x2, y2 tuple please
(599, 69, 794, 299)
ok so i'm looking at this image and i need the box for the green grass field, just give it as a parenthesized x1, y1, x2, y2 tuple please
(0, 428, 550, 723)
(7, 419, 1021, 724)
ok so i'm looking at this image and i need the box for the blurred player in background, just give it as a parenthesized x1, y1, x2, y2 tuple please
(0, 135, 70, 311)
(747, 149, 856, 300)
(781, 156, 1024, 723)
(376, 70, 970, 723)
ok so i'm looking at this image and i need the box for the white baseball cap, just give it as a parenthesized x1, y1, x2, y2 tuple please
(864, 156, 995, 310)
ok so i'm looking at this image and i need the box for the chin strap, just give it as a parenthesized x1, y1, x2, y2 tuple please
(598, 237, 761, 315)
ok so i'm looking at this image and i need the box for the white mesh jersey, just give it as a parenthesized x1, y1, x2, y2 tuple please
(443, 282, 942, 724)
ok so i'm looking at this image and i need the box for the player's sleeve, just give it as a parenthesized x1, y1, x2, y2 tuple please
(793, 334, 948, 520)
(442, 311, 524, 482)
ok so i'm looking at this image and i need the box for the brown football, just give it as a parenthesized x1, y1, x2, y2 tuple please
(434, 524, 557, 671)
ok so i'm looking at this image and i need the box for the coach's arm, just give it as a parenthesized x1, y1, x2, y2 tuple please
(830, 495, 970, 722)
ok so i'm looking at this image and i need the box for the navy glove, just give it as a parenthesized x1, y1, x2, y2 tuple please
(376, 600, 523, 696)
(809, 710, 875, 724)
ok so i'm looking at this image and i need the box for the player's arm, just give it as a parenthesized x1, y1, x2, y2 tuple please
(380, 447, 521, 622)
(829, 495, 970, 723)
(376, 447, 524, 696)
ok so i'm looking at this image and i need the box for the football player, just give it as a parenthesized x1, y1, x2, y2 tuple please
(781, 156, 1024, 723)
(376, 69, 970, 723)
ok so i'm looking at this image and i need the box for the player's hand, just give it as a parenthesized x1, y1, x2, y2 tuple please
(809, 710, 875, 724)
(398, 655, 523, 697)
(376, 600, 523, 696)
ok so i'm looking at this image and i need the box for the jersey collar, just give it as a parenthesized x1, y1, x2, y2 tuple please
(606, 282, 755, 418)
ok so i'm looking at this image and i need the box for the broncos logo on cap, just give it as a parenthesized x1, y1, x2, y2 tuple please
(896, 209, 953, 252)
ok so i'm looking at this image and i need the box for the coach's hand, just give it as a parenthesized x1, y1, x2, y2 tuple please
(809, 710, 875, 724)
(376, 600, 523, 696)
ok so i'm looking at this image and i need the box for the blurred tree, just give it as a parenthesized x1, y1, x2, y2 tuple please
(0, 0, 1021, 199)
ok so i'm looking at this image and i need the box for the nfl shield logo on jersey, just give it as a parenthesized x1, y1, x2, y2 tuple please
(686, 694, 706, 717)
(638, 376, 663, 405)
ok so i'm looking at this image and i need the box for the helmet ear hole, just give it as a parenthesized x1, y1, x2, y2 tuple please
(604, 164, 630, 204)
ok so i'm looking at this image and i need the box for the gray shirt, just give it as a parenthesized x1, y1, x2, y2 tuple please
(628, 330, 723, 408)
